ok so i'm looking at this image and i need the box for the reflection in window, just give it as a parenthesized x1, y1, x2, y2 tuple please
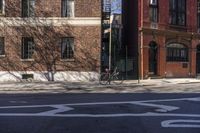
(61, 37, 74, 59)
(169, 0, 186, 26)
(150, 0, 158, 23)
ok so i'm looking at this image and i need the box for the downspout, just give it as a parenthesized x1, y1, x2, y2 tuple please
(140, 0, 144, 80)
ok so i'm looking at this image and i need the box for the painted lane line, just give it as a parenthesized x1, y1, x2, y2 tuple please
(0, 112, 200, 118)
(188, 97, 200, 102)
(1, 97, 200, 109)
(161, 120, 200, 128)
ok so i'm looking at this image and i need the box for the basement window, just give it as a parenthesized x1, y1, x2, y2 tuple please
(22, 74, 34, 80)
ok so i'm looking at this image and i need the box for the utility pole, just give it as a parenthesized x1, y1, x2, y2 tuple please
(109, 15, 113, 71)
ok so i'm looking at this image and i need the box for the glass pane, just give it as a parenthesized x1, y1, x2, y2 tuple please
(0, 0, 2, 13)
(22, 37, 34, 59)
(22, 0, 28, 17)
(62, 0, 67, 17)
(29, 0, 35, 17)
(0, 37, 4, 55)
(67, 0, 74, 17)
(61, 38, 74, 59)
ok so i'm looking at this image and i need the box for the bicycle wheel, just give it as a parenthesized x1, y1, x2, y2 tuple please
(112, 73, 124, 85)
(99, 73, 109, 85)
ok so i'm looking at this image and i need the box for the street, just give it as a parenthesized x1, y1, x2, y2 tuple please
(0, 93, 200, 133)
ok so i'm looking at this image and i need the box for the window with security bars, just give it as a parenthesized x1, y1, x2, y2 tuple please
(149, 0, 158, 23)
(61, 0, 75, 17)
(198, 0, 200, 31)
(169, 0, 186, 26)
(22, 37, 35, 59)
(22, 0, 35, 17)
(61, 37, 74, 59)
(166, 43, 188, 62)
(0, 37, 5, 55)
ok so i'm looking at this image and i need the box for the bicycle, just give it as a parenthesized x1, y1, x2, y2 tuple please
(99, 67, 124, 85)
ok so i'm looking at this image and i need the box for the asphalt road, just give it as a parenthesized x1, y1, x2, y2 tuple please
(0, 93, 200, 133)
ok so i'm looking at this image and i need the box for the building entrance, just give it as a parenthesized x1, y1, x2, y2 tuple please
(196, 45, 200, 74)
(149, 42, 157, 75)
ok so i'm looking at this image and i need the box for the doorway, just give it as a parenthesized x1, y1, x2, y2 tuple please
(196, 45, 200, 74)
(149, 42, 158, 75)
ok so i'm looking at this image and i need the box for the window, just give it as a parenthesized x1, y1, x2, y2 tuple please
(150, 0, 158, 23)
(198, 0, 200, 31)
(0, 0, 4, 14)
(22, 0, 35, 17)
(169, 0, 186, 26)
(22, 37, 35, 59)
(0, 37, 5, 55)
(166, 43, 188, 62)
(150, 0, 157, 5)
(61, 0, 75, 17)
(0, 0, 2, 14)
(61, 37, 74, 59)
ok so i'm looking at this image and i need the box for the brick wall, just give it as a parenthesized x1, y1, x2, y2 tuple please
(5, 0, 101, 17)
(137, 0, 200, 78)
(0, 0, 101, 80)
(0, 26, 101, 72)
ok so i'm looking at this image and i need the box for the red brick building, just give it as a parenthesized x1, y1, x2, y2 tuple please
(0, 0, 101, 81)
(123, 0, 200, 79)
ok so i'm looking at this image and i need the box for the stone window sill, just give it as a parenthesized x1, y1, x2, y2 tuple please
(21, 59, 35, 62)
(0, 55, 5, 58)
(61, 59, 75, 62)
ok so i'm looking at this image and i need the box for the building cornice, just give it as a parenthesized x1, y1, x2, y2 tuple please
(139, 27, 200, 39)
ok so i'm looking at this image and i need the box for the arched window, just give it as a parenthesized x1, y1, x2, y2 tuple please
(166, 43, 188, 62)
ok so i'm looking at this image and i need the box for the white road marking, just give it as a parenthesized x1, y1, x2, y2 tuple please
(132, 102, 179, 112)
(0, 112, 200, 118)
(1, 97, 199, 109)
(161, 120, 200, 128)
(37, 105, 74, 115)
(0, 96, 200, 129)
(9, 101, 27, 104)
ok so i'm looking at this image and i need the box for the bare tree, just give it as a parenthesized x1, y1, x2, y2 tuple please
(0, 0, 100, 82)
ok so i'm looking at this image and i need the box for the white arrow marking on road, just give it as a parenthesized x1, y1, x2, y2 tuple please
(187, 97, 200, 102)
(161, 120, 200, 128)
(132, 102, 179, 112)
(37, 105, 74, 115)
(0, 97, 199, 117)
(1, 97, 200, 109)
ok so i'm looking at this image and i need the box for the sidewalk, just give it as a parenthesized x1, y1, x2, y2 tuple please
(0, 78, 200, 93)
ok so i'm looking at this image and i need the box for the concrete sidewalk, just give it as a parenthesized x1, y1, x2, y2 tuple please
(0, 78, 200, 93)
